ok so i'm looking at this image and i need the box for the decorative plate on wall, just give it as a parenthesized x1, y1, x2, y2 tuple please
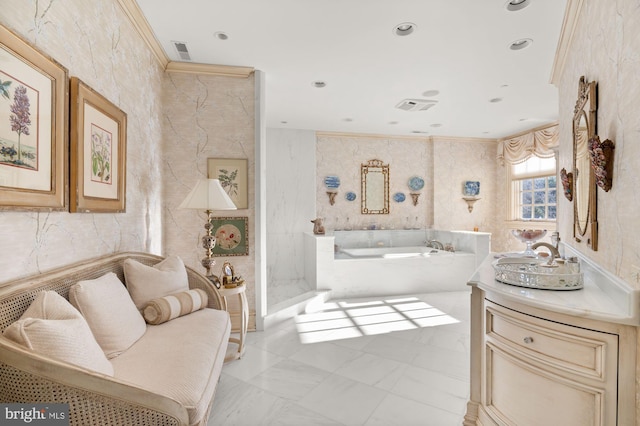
(464, 181, 480, 196)
(393, 192, 406, 203)
(324, 176, 340, 189)
(408, 176, 425, 191)
(345, 191, 357, 201)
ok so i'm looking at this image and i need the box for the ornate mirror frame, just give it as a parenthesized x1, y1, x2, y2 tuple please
(361, 159, 389, 214)
(572, 76, 598, 250)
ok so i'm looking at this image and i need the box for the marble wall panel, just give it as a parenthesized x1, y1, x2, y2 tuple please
(0, 0, 164, 282)
(266, 128, 315, 304)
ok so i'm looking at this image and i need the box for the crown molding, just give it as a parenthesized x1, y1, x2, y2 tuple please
(116, 0, 254, 78)
(165, 62, 254, 78)
(116, 0, 169, 68)
(550, 0, 584, 85)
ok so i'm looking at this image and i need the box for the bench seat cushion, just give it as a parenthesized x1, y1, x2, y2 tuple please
(111, 308, 230, 425)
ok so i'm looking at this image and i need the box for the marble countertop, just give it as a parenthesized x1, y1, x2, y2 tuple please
(470, 245, 640, 326)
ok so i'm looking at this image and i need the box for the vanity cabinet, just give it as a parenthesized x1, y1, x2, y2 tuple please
(465, 285, 637, 426)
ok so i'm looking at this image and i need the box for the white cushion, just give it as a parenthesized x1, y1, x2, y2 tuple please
(124, 256, 189, 309)
(3, 291, 114, 376)
(111, 308, 230, 425)
(142, 289, 208, 325)
(69, 272, 146, 359)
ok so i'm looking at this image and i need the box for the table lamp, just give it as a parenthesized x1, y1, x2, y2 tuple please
(179, 178, 237, 278)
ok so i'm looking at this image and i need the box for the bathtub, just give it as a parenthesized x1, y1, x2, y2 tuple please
(306, 230, 490, 299)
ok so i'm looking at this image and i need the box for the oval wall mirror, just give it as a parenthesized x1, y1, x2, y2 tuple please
(361, 159, 389, 214)
(572, 76, 598, 250)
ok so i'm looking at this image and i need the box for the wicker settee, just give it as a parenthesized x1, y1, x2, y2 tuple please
(0, 252, 231, 426)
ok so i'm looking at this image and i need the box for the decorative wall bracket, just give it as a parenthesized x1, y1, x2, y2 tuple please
(327, 191, 338, 205)
(410, 193, 420, 206)
(462, 196, 480, 213)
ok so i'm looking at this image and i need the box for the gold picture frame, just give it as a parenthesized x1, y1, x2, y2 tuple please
(70, 77, 127, 212)
(207, 158, 248, 209)
(0, 24, 68, 211)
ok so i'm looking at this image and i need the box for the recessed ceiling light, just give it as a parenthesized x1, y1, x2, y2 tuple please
(505, 0, 531, 12)
(422, 90, 440, 97)
(500, 84, 509, 88)
(519, 118, 528, 121)
(343, 118, 354, 122)
(489, 97, 503, 103)
(483, 131, 490, 134)
(281, 121, 288, 124)
(509, 38, 532, 50)
(312, 81, 327, 88)
(430, 123, 442, 128)
(214, 31, 229, 41)
(411, 130, 428, 134)
(393, 22, 416, 36)
(389, 121, 399, 125)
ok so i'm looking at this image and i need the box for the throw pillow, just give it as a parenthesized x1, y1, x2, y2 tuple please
(3, 291, 114, 376)
(69, 272, 146, 359)
(123, 256, 189, 309)
(142, 289, 208, 325)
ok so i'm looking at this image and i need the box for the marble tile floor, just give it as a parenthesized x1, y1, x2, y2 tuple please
(209, 290, 471, 426)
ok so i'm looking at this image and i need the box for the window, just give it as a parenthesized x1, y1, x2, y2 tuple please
(507, 155, 557, 224)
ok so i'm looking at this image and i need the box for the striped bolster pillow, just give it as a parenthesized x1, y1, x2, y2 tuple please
(142, 289, 208, 325)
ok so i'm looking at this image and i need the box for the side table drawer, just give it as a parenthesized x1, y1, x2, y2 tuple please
(485, 302, 617, 380)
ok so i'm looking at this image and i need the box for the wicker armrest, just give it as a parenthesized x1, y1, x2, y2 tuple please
(183, 265, 224, 311)
(0, 338, 189, 426)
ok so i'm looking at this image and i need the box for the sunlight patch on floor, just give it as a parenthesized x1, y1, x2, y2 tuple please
(295, 296, 460, 344)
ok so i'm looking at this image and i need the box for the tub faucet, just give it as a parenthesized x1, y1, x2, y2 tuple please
(426, 240, 444, 250)
(531, 242, 560, 264)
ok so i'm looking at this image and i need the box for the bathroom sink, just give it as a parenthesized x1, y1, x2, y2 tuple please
(492, 257, 583, 290)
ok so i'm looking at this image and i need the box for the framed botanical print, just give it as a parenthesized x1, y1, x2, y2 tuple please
(210, 216, 249, 256)
(70, 77, 127, 212)
(207, 158, 248, 209)
(0, 24, 68, 210)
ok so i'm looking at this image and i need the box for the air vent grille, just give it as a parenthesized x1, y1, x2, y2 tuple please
(172, 41, 192, 61)
(395, 99, 437, 112)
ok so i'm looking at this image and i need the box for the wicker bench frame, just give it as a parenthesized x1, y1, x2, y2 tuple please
(0, 252, 226, 426)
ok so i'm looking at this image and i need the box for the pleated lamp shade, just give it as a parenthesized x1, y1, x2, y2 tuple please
(179, 178, 237, 210)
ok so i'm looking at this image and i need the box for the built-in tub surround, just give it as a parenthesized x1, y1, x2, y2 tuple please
(306, 229, 490, 299)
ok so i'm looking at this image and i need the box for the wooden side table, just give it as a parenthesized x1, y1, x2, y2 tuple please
(219, 283, 248, 362)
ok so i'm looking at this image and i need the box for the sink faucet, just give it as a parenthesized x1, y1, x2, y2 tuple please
(531, 242, 560, 264)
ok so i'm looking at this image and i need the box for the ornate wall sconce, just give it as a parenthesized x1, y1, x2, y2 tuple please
(588, 136, 614, 192)
(560, 168, 573, 201)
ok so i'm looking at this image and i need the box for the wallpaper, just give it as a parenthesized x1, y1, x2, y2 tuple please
(0, 0, 164, 282)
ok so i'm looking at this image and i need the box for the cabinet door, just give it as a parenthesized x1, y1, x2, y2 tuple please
(485, 343, 606, 426)
(483, 301, 618, 426)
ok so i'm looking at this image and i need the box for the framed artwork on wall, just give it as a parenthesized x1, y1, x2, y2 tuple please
(210, 216, 249, 256)
(207, 157, 248, 209)
(0, 24, 68, 211)
(70, 77, 127, 212)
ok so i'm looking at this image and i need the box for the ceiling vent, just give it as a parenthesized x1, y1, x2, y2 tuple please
(172, 41, 192, 61)
(395, 99, 438, 112)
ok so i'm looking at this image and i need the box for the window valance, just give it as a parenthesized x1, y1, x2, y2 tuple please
(497, 125, 559, 165)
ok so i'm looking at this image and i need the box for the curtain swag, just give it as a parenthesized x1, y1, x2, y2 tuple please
(496, 125, 559, 165)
